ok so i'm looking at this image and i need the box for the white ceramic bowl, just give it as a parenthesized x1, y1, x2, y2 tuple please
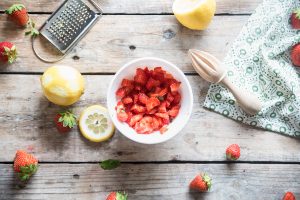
(107, 57, 193, 144)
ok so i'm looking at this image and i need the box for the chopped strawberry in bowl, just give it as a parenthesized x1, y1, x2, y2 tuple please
(107, 57, 193, 144)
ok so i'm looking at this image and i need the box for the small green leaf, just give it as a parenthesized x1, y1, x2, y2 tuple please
(100, 159, 121, 170)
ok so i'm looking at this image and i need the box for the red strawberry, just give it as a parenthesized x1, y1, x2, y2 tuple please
(226, 144, 240, 160)
(146, 77, 160, 90)
(189, 173, 212, 192)
(128, 114, 143, 127)
(0, 42, 17, 64)
(121, 79, 133, 87)
(291, 43, 300, 67)
(291, 8, 300, 29)
(134, 116, 153, 134)
(146, 97, 160, 111)
(122, 96, 133, 105)
(134, 68, 147, 85)
(106, 191, 127, 200)
(116, 102, 128, 122)
(168, 105, 180, 118)
(54, 110, 77, 133)
(138, 93, 149, 105)
(283, 192, 296, 200)
(5, 4, 39, 36)
(131, 104, 146, 113)
(170, 82, 181, 93)
(14, 150, 38, 181)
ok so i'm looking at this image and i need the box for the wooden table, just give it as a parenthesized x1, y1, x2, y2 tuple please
(0, 0, 299, 199)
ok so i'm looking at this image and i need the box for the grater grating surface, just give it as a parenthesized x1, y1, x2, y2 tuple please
(39, 0, 101, 54)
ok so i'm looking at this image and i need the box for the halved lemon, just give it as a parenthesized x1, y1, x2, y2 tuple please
(79, 105, 115, 142)
(173, 0, 216, 30)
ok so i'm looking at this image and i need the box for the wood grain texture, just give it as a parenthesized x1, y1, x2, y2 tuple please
(0, 15, 248, 73)
(1, 75, 300, 162)
(0, 0, 261, 14)
(0, 163, 299, 200)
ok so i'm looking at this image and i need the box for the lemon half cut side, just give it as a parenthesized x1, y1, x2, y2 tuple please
(79, 105, 115, 142)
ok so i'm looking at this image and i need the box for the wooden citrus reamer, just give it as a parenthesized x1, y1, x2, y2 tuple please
(188, 49, 262, 116)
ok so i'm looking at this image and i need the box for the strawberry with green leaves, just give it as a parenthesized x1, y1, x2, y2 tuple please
(5, 4, 39, 36)
(14, 150, 38, 181)
(226, 144, 241, 161)
(189, 173, 212, 192)
(54, 110, 77, 133)
(291, 8, 300, 29)
(106, 191, 127, 200)
(0, 42, 17, 64)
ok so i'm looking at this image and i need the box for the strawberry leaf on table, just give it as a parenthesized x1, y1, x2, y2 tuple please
(100, 159, 121, 170)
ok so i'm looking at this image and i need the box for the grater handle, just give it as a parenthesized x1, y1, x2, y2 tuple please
(89, 0, 103, 14)
(32, 36, 67, 63)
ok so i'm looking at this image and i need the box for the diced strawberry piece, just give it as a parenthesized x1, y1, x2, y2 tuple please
(158, 88, 168, 97)
(170, 82, 181, 93)
(134, 116, 153, 134)
(138, 93, 149, 105)
(128, 114, 143, 127)
(133, 94, 139, 104)
(165, 73, 174, 79)
(166, 93, 174, 103)
(116, 102, 128, 122)
(122, 96, 133, 104)
(126, 111, 133, 123)
(121, 79, 134, 87)
(134, 68, 148, 85)
(155, 112, 169, 120)
(152, 116, 162, 131)
(168, 105, 180, 118)
(116, 88, 127, 98)
(146, 97, 160, 111)
(134, 84, 142, 91)
(147, 108, 158, 115)
(160, 125, 168, 134)
(146, 77, 160, 90)
(162, 118, 170, 125)
(158, 101, 167, 113)
(144, 67, 151, 76)
(165, 100, 171, 108)
(149, 88, 168, 100)
(131, 104, 146, 113)
(172, 92, 181, 105)
(152, 67, 165, 81)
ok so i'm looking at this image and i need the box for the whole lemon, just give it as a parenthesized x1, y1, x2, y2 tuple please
(173, 0, 216, 30)
(41, 66, 85, 106)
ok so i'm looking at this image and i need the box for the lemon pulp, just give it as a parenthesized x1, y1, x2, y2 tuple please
(79, 105, 115, 142)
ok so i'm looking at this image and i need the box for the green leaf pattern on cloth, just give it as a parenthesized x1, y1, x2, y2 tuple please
(204, 0, 300, 137)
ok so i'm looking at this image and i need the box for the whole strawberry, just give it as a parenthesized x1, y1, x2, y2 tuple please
(54, 110, 77, 133)
(291, 8, 300, 29)
(226, 144, 240, 160)
(283, 192, 296, 200)
(14, 150, 38, 181)
(106, 192, 127, 200)
(5, 4, 39, 36)
(0, 42, 17, 64)
(291, 43, 300, 67)
(189, 173, 212, 192)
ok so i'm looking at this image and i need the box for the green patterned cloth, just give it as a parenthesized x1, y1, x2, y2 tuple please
(204, 0, 300, 137)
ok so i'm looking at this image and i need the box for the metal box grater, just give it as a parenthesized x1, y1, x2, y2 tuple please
(33, 0, 102, 62)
